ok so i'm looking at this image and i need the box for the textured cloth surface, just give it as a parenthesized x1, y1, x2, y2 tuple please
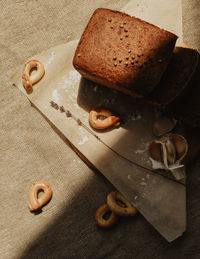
(0, 1, 200, 258)
(182, 0, 200, 50)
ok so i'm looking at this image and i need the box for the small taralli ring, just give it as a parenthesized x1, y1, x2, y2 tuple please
(28, 181, 52, 211)
(95, 204, 118, 228)
(22, 59, 45, 91)
(107, 191, 137, 216)
(89, 108, 120, 130)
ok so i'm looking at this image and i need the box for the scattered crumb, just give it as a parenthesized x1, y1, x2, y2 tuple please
(128, 111, 142, 121)
(74, 103, 80, 109)
(52, 89, 62, 104)
(78, 136, 89, 145)
(69, 94, 76, 102)
(45, 51, 56, 69)
(57, 70, 81, 90)
(135, 142, 149, 154)
(135, 114, 142, 120)
(93, 86, 98, 92)
(127, 174, 132, 180)
(79, 127, 85, 134)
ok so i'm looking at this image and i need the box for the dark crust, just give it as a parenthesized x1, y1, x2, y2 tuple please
(174, 57, 200, 127)
(73, 8, 177, 98)
(147, 47, 199, 107)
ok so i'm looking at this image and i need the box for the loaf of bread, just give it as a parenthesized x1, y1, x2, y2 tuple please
(171, 57, 200, 127)
(73, 8, 178, 98)
(146, 46, 200, 127)
(147, 47, 199, 108)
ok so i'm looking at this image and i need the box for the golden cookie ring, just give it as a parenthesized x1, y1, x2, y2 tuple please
(95, 204, 118, 228)
(107, 191, 137, 216)
(22, 59, 45, 91)
(28, 181, 52, 211)
(89, 108, 120, 130)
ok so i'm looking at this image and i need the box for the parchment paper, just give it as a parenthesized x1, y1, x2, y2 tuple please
(12, 0, 186, 242)
(12, 0, 184, 176)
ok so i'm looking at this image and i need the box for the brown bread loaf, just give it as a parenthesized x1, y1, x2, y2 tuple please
(73, 8, 177, 98)
(147, 47, 199, 108)
(146, 46, 200, 127)
(174, 57, 200, 127)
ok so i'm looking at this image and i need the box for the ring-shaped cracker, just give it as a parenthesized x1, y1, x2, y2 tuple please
(22, 60, 45, 90)
(95, 204, 118, 228)
(28, 181, 52, 211)
(107, 191, 137, 216)
(89, 108, 120, 130)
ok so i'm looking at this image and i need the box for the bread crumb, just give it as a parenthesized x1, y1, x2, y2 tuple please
(52, 89, 61, 104)
(78, 136, 89, 145)
(45, 51, 56, 69)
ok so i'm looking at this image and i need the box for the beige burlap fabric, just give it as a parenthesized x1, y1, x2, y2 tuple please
(1, 0, 200, 258)
(182, 0, 200, 50)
